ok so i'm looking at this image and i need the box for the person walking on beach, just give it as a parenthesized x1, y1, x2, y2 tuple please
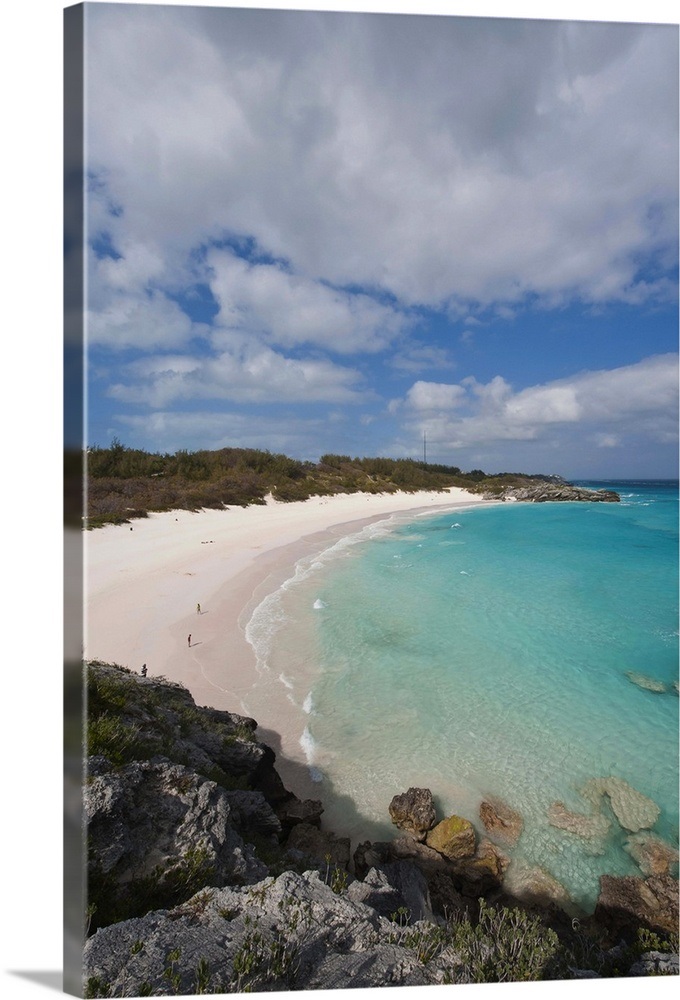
(187, 635, 191, 647)
(197, 603, 201, 614)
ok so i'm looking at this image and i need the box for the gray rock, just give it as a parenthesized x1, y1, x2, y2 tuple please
(276, 795, 324, 831)
(502, 484, 620, 503)
(86, 758, 267, 921)
(223, 789, 282, 840)
(347, 861, 434, 923)
(388, 787, 437, 841)
(354, 840, 393, 879)
(83, 870, 438, 995)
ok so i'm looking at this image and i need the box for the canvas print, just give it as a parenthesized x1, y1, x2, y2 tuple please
(65, 1, 679, 995)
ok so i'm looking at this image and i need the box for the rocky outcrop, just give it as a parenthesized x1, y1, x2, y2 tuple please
(346, 861, 434, 923)
(388, 787, 436, 842)
(276, 796, 324, 832)
(479, 796, 524, 846)
(86, 758, 269, 930)
(594, 872, 679, 941)
(501, 484, 620, 503)
(84, 871, 436, 995)
(83, 665, 678, 991)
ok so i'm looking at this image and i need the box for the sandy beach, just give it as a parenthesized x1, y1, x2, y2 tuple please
(85, 487, 495, 799)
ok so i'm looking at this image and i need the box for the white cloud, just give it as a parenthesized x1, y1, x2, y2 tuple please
(403, 380, 468, 412)
(86, 287, 195, 350)
(394, 354, 679, 451)
(85, 8, 677, 314)
(207, 248, 407, 353)
(107, 338, 367, 407)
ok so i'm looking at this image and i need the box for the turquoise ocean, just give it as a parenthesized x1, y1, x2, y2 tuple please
(244, 481, 679, 911)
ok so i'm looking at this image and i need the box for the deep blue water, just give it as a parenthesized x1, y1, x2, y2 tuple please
(246, 481, 679, 910)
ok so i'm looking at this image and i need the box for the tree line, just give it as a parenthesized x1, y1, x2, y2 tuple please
(82, 439, 543, 527)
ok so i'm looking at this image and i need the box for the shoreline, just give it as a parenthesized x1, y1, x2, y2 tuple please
(85, 487, 498, 801)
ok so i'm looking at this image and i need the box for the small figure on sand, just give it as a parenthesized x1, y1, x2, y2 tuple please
(197, 603, 201, 614)
(140, 664, 147, 677)
(187, 634, 192, 647)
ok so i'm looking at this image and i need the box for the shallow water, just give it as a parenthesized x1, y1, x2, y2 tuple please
(244, 482, 679, 911)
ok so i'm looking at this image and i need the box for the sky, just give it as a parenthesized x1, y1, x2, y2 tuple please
(79, 1, 679, 479)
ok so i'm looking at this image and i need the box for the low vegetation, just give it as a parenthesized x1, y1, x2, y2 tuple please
(83, 439, 560, 527)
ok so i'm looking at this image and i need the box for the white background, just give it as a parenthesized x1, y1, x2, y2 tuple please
(0, 2, 677, 998)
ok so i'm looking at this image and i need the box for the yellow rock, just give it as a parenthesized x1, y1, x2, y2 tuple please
(425, 814, 476, 860)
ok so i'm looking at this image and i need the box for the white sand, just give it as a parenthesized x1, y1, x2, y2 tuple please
(85, 487, 495, 797)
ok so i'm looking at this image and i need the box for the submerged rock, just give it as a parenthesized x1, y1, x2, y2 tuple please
(479, 795, 524, 846)
(548, 801, 611, 840)
(624, 832, 679, 877)
(502, 860, 579, 917)
(388, 787, 437, 841)
(425, 815, 476, 860)
(625, 670, 669, 694)
(581, 777, 661, 833)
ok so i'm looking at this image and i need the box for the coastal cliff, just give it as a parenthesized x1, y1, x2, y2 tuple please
(82, 663, 676, 995)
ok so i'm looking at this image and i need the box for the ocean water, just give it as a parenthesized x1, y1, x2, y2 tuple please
(244, 481, 679, 911)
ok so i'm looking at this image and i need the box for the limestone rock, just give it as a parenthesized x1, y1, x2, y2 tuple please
(548, 801, 611, 840)
(479, 796, 523, 846)
(388, 787, 437, 841)
(86, 758, 267, 930)
(347, 861, 433, 923)
(83, 870, 435, 995)
(503, 484, 620, 503)
(581, 777, 660, 833)
(276, 796, 324, 832)
(425, 815, 476, 860)
(223, 789, 282, 840)
(594, 872, 679, 940)
(354, 840, 393, 879)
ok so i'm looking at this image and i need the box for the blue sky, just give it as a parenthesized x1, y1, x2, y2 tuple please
(81, 1, 679, 479)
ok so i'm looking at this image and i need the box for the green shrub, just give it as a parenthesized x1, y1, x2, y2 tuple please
(442, 899, 561, 983)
